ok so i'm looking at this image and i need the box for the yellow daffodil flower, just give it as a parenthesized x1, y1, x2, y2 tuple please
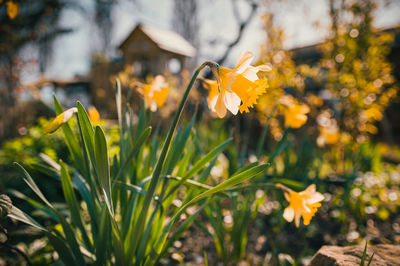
(317, 126, 340, 146)
(139, 75, 169, 112)
(278, 184, 324, 227)
(88, 106, 100, 123)
(7, 1, 19, 19)
(283, 104, 310, 128)
(209, 51, 270, 118)
(44, 107, 77, 134)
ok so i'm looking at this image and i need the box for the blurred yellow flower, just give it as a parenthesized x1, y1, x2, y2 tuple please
(210, 51, 270, 118)
(364, 107, 383, 121)
(88, 106, 100, 123)
(306, 93, 324, 107)
(44, 107, 77, 134)
(283, 104, 310, 128)
(7, 1, 19, 19)
(278, 184, 324, 227)
(139, 75, 169, 112)
(317, 126, 340, 146)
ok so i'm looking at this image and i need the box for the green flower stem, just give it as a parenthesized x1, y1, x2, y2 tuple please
(127, 62, 215, 263)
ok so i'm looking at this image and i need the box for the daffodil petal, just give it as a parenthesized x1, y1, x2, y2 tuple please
(242, 67, 259, 82)
(215, 93, 227, 118)
(256, 64, 272, 72)
(208, 95, 218, 112)
(224, 91, 241, 115)
(307, 192, 325, 204)
(152, 75, 165, 91)
(150, 102, 157, 112)
(234, 51, 254, 74)
(302, 184, 316, 195)
(300, 104, 310, 114)
(44, 107, 77, 134)
(283, 207, 295, 222)
(295, 213, 301, 228)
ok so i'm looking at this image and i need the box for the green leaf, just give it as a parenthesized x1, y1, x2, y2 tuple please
(270, 178, 304, 190)
(136, 101, 147, 140)
(182, 138, 232, 180)
(13, 163, 86, 265)
(94, 126, 114, 216)
(46, 232, 76, 265)
(158, 202, 206, 260)
(96, 204, 111, 265)
(164, 110, 197, 174)
(53, 96, 87, 176)
(154, 164, 269, 259)
(360, 241, 368, 266)
(367, 254, 374, 266)
(60, 161, 92, 251)
(8, 206, 47, 231)
(8, 189, 59, 222)
(164, 139, 232, 200)
(14, 162, 52, 208)
(72, 173, 98, 242)
(77, 101, 96, 174)
(114, 181, 146, 195)
(115, 79, 122, 130)
(183, 163, 268, 213)
(268, 127, 290, 163)
(112, 126, 152, 186)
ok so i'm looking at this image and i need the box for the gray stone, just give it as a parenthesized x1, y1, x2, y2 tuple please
(308, 244, 400, 266)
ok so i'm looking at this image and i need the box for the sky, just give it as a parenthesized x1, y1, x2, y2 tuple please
(21, 0, 400, 84)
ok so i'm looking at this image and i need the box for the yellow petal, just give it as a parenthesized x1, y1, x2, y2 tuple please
(154, 87, 168, 107)
(88, 106, 100, 123)
(7, 1, 19, 19)
(44, 107, 77, 134)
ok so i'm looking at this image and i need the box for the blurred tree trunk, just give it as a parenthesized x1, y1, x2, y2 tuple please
(93, 0, 116, 55)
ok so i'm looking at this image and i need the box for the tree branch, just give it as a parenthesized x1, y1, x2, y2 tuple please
(216, 0, 259, 65)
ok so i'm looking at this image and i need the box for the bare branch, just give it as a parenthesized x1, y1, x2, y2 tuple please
(216, 0, 259, 65)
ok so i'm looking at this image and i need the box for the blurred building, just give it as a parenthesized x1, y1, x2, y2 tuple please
(90, 23, 196, 117)
(22, 75, 91, 108)
(119, 23, 196, 77)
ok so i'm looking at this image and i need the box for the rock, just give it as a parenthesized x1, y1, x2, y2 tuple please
(308, 244, 400, 266)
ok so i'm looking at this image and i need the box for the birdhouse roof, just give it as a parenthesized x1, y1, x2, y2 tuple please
(119, 23, 196, 57)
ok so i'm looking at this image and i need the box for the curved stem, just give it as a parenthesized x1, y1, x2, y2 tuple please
(127, 62, 216, 264)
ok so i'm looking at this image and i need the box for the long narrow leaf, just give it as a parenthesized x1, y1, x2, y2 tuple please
(60, 161, 92, 251)
(46, 232, 77, 265)
(14, 163, 52, 207)
(94, 126, 114, 216)
(8, 206, 47, 232)
(77, 101, 96, 173)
